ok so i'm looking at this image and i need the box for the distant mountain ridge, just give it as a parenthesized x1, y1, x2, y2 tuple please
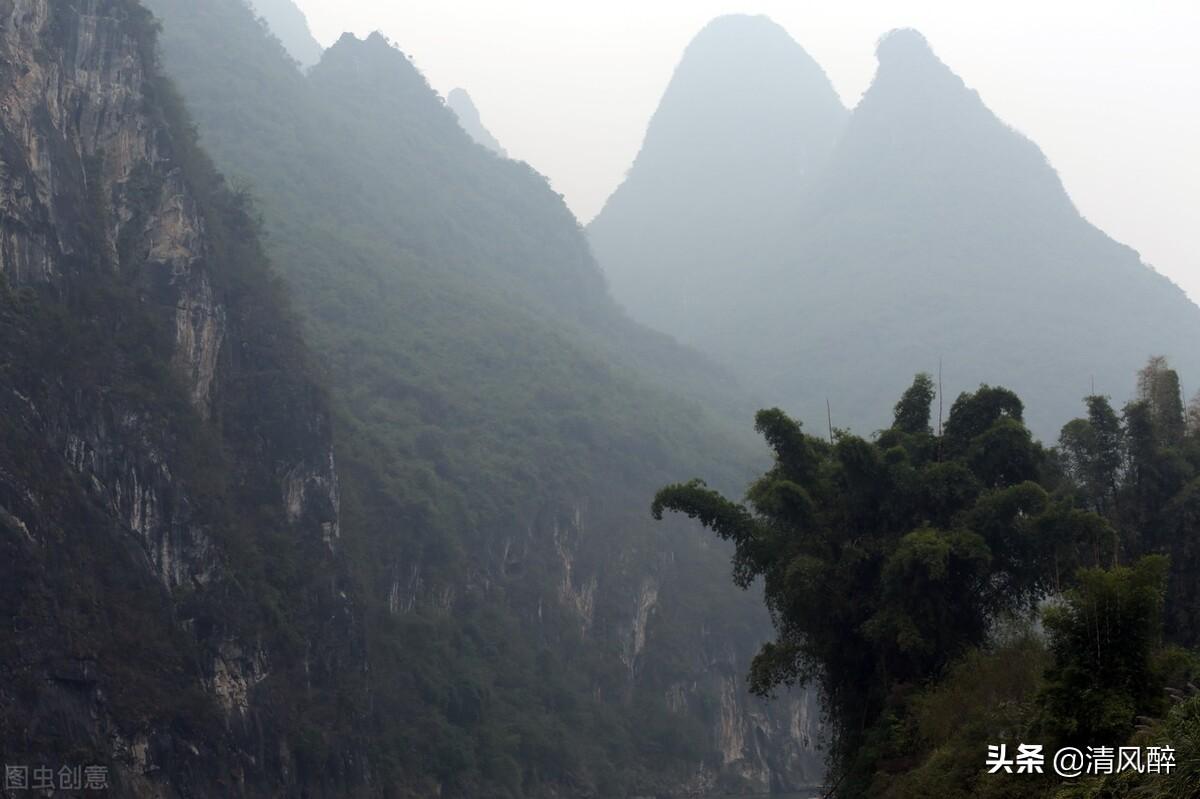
(589, 14, 848, 351)
(589, 23, 1200, 437)
(447, 88, 508, 157)
(247, 0, 323, 67)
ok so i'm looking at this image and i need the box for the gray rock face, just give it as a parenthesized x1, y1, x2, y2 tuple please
(1, 0, 221, 414)
(0, 2, 362, 794)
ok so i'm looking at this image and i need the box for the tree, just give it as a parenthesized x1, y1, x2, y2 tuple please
(1161, 479, 1200, 646)
(1039, 555, 1169, 745)
(652, 377, 1062, 788)
(1138, 355, 1186, 446)
(1186, 390, 1200, 437)
(1057, 358, 1200, 646)
(942, 385, 1025, 458)
(1058, 396, 1124, 518)
(893, 372, 936, 434)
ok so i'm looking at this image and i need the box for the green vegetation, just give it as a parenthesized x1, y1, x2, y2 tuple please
(140, 0, 812, 794)
(655, 359, 1200, 797)
(1040, 557, 1169, 746)
(12, 3, 1199, 796)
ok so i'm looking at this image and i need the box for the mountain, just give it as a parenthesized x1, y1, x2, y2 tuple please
(0, 1, 365, 794)
(588, 14, 848, 353)
(589, 25, 1200, 437)
(447, 87, 508, 157)
(247, 0, 323, 67)
(140, 0, 824, 795)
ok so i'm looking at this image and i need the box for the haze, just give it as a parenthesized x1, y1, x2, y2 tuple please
(292, 0, 1200, 302)
(11, 3, 1200, 794)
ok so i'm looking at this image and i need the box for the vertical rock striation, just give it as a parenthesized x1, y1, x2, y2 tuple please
(0, 1, 364, 795)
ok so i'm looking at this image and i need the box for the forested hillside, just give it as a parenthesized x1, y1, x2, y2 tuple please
(137, 0, 823, 794)
(590, 25, 1200, 438)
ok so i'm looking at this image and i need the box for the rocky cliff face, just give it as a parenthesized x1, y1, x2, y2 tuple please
(0, 2, 364, 794)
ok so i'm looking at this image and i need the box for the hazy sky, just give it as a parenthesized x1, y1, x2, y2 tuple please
(293, 0, 1200, 302)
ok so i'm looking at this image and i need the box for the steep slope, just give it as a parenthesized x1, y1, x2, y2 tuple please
(447, 87, 508, 157)
(142, 0, 823, 795)
(757, 29, 1200, 435)
(248, 0, 323, 67)
(588, 14, 848, 346)
(0, 1, 363, 796)
(591, 25, 1200, 437)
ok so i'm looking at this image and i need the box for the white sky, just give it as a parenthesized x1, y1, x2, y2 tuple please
(294, 0, 1200, 303)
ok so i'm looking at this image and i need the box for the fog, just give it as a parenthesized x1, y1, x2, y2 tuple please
(9, 3, 1200, 794)
(293, 0, 1200, 301)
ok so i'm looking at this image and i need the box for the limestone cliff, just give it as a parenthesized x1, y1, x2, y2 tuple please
(0, 1, 364, 794)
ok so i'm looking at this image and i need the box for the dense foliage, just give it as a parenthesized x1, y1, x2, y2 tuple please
(12, 2, 1197, 796)
(1057, 357, 1200, 646)
(869, 363, 1200, 799)
(655, 360, 1200, 797)
(138, 0, 812, 795)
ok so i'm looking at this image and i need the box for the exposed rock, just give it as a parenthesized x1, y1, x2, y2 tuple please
(0, 2, 365, 794)
(210, 641, 268, 718)
(623, 577, 659, 677)
(139, 1, 832, 793)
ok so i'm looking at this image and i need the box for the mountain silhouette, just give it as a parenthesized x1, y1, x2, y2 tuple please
(248, 0, 323, 67)
(589, 15, 847, 351)
(447, 87, 508, 156)
(590, 24, 1200, 437)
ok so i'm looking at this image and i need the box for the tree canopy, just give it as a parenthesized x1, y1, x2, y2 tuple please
(655, 361, 1200, 797)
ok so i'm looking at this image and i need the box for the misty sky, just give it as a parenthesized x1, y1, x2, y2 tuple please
(292, 0, 1200, 303)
